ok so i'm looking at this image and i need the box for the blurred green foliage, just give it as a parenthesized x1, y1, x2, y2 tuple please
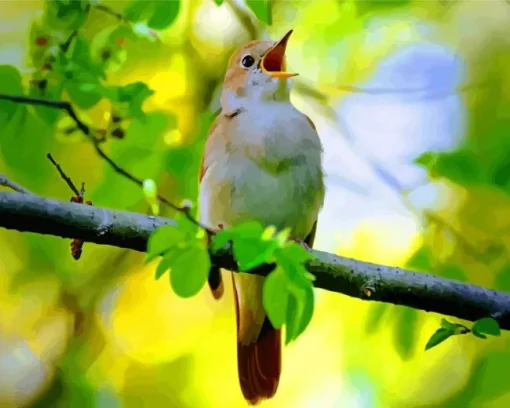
(1, 0, 510, 407)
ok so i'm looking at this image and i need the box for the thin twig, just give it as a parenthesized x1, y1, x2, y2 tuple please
(0, 174, 34, 195)
(46, 153, 81, 197)
(0, 93, 212, 233)
(60, 30, 78, 53)
(93, 4, 126, 22)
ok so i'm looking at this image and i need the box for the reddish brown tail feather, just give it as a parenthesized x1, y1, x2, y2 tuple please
(233, 277, 282, 405)
(208, 266, 224, 299)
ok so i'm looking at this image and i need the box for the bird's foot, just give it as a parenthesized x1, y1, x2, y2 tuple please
(291, 237, 311, 251)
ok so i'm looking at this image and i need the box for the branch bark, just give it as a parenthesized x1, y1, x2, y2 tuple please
(1, 190, 510, 330)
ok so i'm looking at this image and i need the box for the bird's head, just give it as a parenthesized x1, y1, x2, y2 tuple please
(220, 30, 297, 112)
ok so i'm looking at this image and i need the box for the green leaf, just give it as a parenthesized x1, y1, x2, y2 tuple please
(233, 237, 277, 271)
(262, 267, 289, 329)
(471, 329, 487, 340)
(169, 246, 210, 298)
(28, 79, 64, 124)
(0, 65, 24, 127)
(210, 221, 275, 269)
(393, 307, 418, 360)
(155, 252, 173, 280)
(405, 246, 433, 272)
(89, 26, 131, 74)
(164, 145, 195, 178)
(65, 80, 104, 109)
(285, 281, 314, 344)
(123, 0, 153, 22)
(148, 0, 181, 30)
(416, 150, 481, 186)
(438, 264, 467, 282)
(274, 246, 314, 285)
(44, 0, 90, 31)
(472, 317, 501, 337)
(226, 220, 265, 239)
(494, 263, 510, 292)
(414, 152, 437, 168)
(425, 328, 454, 350)
(173, 212, 201, 239)
(146, 224, 185, 263)
(246, 0, 272, 25)
(213, 0, 224, 4)
(441, 318, 469, 335)
(364, 303, 390, 335)
(114, 82, 154, 120)
(277, 242, 315, 264)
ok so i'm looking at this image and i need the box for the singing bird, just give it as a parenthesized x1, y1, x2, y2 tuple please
(199, 30, 325, 404)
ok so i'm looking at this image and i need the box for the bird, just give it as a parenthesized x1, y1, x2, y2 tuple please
(198, 29, 325, 405)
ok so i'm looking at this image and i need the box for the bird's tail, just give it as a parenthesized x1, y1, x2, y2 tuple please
(208, 265, 224, 299)
(233, 275, 281, 405)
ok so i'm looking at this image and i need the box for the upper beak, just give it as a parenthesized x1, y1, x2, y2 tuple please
(261, 29, 298, 79)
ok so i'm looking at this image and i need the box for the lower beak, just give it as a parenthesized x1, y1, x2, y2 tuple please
(261, 29, 298, 79)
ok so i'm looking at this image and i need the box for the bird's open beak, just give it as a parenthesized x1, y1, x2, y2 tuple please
(261, 29, 298, 79)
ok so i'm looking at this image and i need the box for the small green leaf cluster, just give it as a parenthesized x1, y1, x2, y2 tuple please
(415, 143, 510, 197)
(213, 0, 272, 25)
(425, 317, 501, 350)
(146, 213, 209, 298)
(147, 219, 316, 344)
(124, 0, 181, 31)
(1, 0, 181, 135)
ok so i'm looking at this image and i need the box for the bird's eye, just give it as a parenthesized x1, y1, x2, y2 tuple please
(240, 55, 255, 68)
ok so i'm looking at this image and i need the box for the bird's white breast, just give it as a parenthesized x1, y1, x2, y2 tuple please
(199, 102, 324, 239)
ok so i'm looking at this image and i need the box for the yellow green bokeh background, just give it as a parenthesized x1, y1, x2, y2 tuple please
(1, 0, 510, 407)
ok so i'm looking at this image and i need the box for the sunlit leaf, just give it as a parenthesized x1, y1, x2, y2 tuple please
(472, 318, 501, 338)
(155, 251, 173, 280)
(169, 246, 210, 298)
(263, 267, 289, 329)
(274, 227, 291, 247)
(148, 0, 181, 30)
(285, 281, 314, 344)
(233, 237, 277, 271)
(415, 150, 481, 186)
(89, 26, 131, 74)
(43, 0, 90, 31)
(276, 242, 315, 265)
(146, 224, 186, 263)
(65, 78, 104, 109)
(114, 81, 154, 120)
(0, 65, 24, 127)
(274, 245, 315, 285)
(246, 0, 272, 25)
(425, 328, 454, 350)
(441, 318, 469, 335)
(123, 0, 153, 22)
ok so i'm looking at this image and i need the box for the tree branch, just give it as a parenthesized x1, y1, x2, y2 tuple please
(0, 93, 212, 232)
(0, 174, 34, 195)
(1, 190, 510, 330)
